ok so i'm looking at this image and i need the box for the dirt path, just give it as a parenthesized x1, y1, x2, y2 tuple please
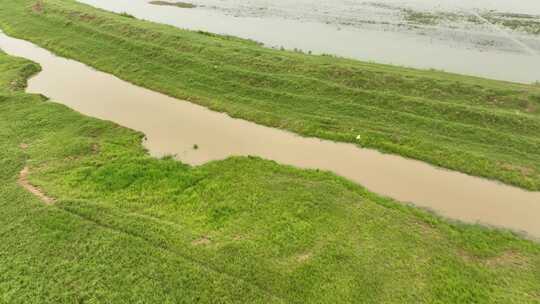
(18, 166, 55, 205)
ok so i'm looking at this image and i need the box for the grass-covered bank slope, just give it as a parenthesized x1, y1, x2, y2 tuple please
(0, 1, 539, 190)
(1, 52, 540, 303)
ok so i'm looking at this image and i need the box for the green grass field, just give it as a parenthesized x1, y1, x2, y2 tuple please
(1, 46, 540, 303)
(1, 1, 540, 302)
(0, 0, 539, 190)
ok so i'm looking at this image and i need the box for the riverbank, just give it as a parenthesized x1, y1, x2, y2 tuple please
(2, 31, 539, 236)
(1, 48, 540, 302)
(0, 0, 539, 190)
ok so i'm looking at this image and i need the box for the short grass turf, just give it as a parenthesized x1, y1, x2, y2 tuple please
(1, 49, 540, 303)
(0, 0, 539, 190)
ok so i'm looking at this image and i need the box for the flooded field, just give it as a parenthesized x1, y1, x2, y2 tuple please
(77, 0, 540, 83)
(1, 32, 539, 238)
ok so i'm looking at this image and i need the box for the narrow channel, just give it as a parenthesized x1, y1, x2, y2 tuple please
(1, 32, 539, 238)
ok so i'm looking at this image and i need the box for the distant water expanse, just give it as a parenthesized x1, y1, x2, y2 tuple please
(78, 0, 540, 83)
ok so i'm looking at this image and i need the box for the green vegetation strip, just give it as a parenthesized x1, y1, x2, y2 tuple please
(403, 8, 540, 35)
(1, 46, 540, 303)
(149, 1, 197, 9)
(0, 0, 539, 189)
(484, 13, 540, 36)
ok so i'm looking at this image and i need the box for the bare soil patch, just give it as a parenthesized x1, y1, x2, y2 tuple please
(192, 236, 211, 246)
(32, 1, 44, 13)
(484, 251, 530, 268)
(18, 166, 55, 205)
(500, 162, 535, 176)
(296, 252, 312, 263)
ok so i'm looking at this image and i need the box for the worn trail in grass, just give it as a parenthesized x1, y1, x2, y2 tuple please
(0, 0, 539, 190)
(1, 47, 540, 302)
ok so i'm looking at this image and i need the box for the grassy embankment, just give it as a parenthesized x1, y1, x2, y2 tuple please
(0, 0, 539, 189)
(1, 46, 540, 302)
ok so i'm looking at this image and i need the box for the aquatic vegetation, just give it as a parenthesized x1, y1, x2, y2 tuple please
(149, 0, 197, 9)
(397, 5, 540, 36)
(483, 12, 540, 35)
(403, 9, 441, 26)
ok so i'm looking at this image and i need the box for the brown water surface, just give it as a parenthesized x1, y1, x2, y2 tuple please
(1, 32, 539, 238)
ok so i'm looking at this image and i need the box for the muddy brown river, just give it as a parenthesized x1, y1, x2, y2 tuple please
(1, 32, 539, 239)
